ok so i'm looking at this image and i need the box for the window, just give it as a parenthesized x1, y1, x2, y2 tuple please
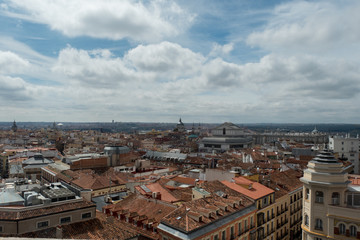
(82, 212, 92, 219)
(238, 222, 242, 235)
(37, 221, 49, 228)
(315, 238, 322, 240)
(339, 223, 346, 235)
(350, 225, 357, 237)
(305, 188, 309, 200)
(332, 192, 340, 205)
(263, 197, 268, 205)
(231, 226, 234, 238)
(315, 218, 323, 230)
(347, 193, 360, 207)
(214, 234, 219, 240)
(315, 191, 324, 203)
(304, 214, 309, 226)
(222, 230, 226, 240)
(60, 216, 71, 224)
(0, 226, 2, 232)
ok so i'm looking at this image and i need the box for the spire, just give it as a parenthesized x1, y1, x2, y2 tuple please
(11, 120, 17, 132)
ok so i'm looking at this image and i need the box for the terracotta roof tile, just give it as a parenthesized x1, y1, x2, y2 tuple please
(0, 200, 95, 220)
(222, 177, 274, 200)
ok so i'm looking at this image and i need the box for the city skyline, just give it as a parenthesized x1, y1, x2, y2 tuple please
(1, 0, 360, 123)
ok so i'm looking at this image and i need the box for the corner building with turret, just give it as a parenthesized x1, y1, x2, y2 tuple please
(301, 151, 360, 240)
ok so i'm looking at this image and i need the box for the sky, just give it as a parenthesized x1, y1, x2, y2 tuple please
(0, 0, 360, 123)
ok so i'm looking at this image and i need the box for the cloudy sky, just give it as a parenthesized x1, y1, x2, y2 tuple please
(0, 0, 359, 123)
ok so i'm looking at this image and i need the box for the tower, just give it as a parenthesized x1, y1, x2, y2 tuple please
(11, 120, 17, 132)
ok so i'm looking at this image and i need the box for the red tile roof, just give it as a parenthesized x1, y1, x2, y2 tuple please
(222, 177, 274, 200)
(15, 212, 138, 239)
(0, 200, 95, 220)
(136, 182, 180, 203)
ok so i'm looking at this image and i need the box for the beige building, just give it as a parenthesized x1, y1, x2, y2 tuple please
(301, 151, 360, 240)
(0, 198, 95, 235)
(329, 135, 360, 174)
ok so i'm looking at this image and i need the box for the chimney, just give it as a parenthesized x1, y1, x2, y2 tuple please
(56, 226, 62, 239)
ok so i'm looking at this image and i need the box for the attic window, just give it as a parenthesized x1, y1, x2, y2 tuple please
(176, 216, 181, 220)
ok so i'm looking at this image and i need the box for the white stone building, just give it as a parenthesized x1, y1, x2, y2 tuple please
(329, 135, 360, 174)
(301, 151, 360, 240)
(198, 122, 253, 153)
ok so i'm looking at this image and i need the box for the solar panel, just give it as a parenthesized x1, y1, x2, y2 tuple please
(140, 185, 151, 193)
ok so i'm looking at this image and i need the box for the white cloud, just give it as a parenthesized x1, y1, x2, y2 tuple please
(0, 75, 33, 101)
(2, 37, 360, 122)
(246, 1, 360, 55)
(124, 41, 205, 79)
(52, 43, 360, 111)
(2, 0, 194, 42)
(209, 43, 234, 57)
(53, 46, 137, 87)
(0, 50, 29, 74)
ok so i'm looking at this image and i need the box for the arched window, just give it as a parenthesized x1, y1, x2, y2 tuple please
(350, 225, 357, 237)
(339, 223, 346, 235)
(315, 191, 324, 203)
(332, 192, 340, 205)
(305, 214, 309, 226)
(305, 188, 309, 199)
(315, 218, 323, 230)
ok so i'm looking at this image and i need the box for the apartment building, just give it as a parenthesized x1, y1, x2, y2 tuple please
(301, 151, 360, 240)
(0, 183, 96, 236)
(222, 177, 276, 240)
(329, 135, 360, 174)
(223, 174, 303, 240)
(158, 187, 257, 240)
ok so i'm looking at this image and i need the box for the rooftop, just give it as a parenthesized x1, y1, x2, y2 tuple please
(221, 177, 274, 200)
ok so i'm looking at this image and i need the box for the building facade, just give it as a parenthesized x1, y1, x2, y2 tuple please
(301, 151, 360, 240)
(199, 122, 253, 153)
(329, 135, 360, 174)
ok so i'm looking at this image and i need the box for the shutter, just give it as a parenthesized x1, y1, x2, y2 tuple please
(334, 227, 339, 235)
(357, 231, 360, 239)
